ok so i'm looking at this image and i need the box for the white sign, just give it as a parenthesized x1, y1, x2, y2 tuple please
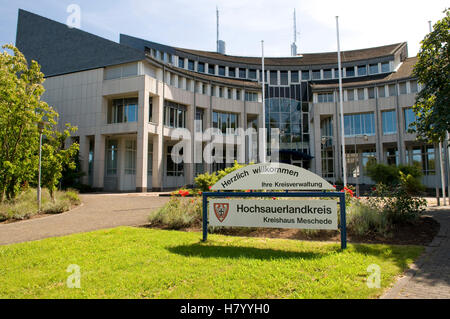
(209, 199, 338, 230)
(211, 163, 335, 191)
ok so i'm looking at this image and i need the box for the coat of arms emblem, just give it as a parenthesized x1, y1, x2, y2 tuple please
(213, 203, 229, 223)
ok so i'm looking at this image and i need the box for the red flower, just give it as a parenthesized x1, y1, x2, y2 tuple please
(272, 197, 277, 200)
(332, 185, 336, 188)
(179, 190, 190, 197)
(198, 191, 202, 195)
(245, 190, 251, 193)
(208, 186, 212, 190)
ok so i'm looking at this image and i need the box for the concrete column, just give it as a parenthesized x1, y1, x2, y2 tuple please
(186, 101, 195, 185)
(314, 112, 322, 177)
(152, 92, 164, 191)
(136, 90, 149, 192)
(93, 134, 105, 189)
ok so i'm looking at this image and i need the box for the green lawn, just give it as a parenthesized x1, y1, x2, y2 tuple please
(0, 227, 422, 299)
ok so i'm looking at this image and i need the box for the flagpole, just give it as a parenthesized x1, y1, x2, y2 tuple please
(336, 16, 347, 187)
(261, 40, 267, 163)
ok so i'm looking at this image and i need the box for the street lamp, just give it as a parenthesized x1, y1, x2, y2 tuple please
(37, 121, 45, 213)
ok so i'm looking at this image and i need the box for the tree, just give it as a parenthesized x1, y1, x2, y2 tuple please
(412, 8, 450, 142)
(0, 44, 78, 201)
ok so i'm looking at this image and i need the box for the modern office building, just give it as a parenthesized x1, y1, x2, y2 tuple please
(14, 9, 446, 192)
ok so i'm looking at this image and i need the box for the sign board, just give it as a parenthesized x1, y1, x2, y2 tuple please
(209, 199, 338, 230)
(211, 163, 335, 191)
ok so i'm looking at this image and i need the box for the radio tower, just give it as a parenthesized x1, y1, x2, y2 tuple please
(216, 7, 226, 54)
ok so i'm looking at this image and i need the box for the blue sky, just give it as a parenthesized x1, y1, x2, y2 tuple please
(0, 0, 447, 57)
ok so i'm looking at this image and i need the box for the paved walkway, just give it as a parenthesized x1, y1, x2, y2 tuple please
(382, 206, 450, 299)
(0, 193, 169, 246)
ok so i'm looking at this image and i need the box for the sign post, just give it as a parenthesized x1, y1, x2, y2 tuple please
(201, 163, 347, 250)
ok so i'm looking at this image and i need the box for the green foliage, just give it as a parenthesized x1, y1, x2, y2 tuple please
(347, 201, 389, 236)
(0, 188, 80, 221)
(367, 183, 426, 225)
(0, 44, 78, 202)
(194, 161, 248, 191)
(366, 163, 424, 195)
(365, 163, 399, 186)
(412, 8, 450, 142)
(148, 196, 202, 229)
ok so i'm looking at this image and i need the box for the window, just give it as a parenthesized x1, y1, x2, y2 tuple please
(317, 92, 334, 103)
(280, 71, 288, 85)
(291, 71, 299, 83)
(407, 146, 435, 175)
(245, 92, 258, 102)
(106, 140, 118, 176)
(382, 110, 397, 135)
(344, 113, 375, 136)
(347, 89, 355, 101)
(219, 87, 223, 98)
(197, 62, 205, 73)
(301, 71, 310, 80)
(377, 85, 386, 98)
(147, 142, 153, 176)
(188, 60, 194, 71)
(388, 84, 397, 97)
(399, 82, 407, 95)
(249, 69, 257, 79)
(178, 58, 185, 69)
(270, 71, 278, 85)
(108, 98, 138, 124)
(368, 88, 375, 99)
(104, 63, 138, 80)
(195, 109, 204, 133)
(404, 108, 416, 132)
(386, 148, 398, 166)
(239, 68, 246, 79)
(346, 67, 355, 77)
(410, 80, 418, 93)
(381, 62, 390, 73)
(228, 68, 236, 77)
(213, 111, 238, 135)
(208, 64, 215, 74)
(357, 88, 365, 100)
(219, 66, 226, 76)
(369, 63, 379, 75)
(236, 90, 241, 100)
(323, 69, 332, 79)
(166, 146, 184, 177)
(163, 100, 186, 128)
(124, 140, 136, 175)
(148, 97, 153, 122)
(312, 70, 321, 80)
(357, 65, 367, 76)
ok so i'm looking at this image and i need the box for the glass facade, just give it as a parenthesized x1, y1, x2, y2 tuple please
(265, 83, 311, 168)
(382, 110, 397, 135)
(213, 111, 238, 135)
(108, 98, 138, 124)
(163, 100, 186, 128)
(404, 108, 416, 132)
(344, 113, 375, 136)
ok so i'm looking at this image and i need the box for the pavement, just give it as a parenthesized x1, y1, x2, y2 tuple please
(381, 205, 450, 299)
(0, 193, 169, 246)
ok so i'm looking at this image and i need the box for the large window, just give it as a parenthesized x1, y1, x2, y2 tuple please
(377, 85, 386, 98)
(108, 98, 138, 124)
(164, 101, 186, 128)
(291, 71, 299, 83)
(381, 62, 390, 73)
(270, 71, 278, 85)
(404, 108, 416, 132)
(399, 82, 407, 95)
(188, 60, 195, 71)
(382, 110, 397, 135)
(357, 65, 367, 76)
(213, 111, 238, 135)
(369, 63, 379, 75)
(249, 69, 257, 79)
(245, 92, 258, 102)
(106, 140, 118, 176)
(208, 64, 215, 74)
(166, 146, 184, 177)
(219, 66, 226, 76)
(407, 146, 435, 175)
(346, 67, 355, 77)
(197, 62, 205, 73)
(228, 68, 236, 77)
(280, 71, 288, 85)
(317, 92, 334, 103)
(301, 70, 310, 80)
(312, 70, 321, 80)
(178, 58, 185, 69)
(323, 69, 332, 79)
(124, 140, 136, 175)
(344, 113, 375, 136)
(239, 68, 246, 79)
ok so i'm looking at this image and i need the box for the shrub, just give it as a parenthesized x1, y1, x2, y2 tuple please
(194, 161, 248, 191)
(148, 196, 202, 229)
(366, 163, 399, 186)
(347, 201, 389, 236)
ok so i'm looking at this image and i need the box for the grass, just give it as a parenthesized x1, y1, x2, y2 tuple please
(0, 188, 80, 222)
(0, 227, 423, 299)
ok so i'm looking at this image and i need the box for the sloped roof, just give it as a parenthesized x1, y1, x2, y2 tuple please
(311, 57, 418, 90)
(16, 9, 146, 77)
